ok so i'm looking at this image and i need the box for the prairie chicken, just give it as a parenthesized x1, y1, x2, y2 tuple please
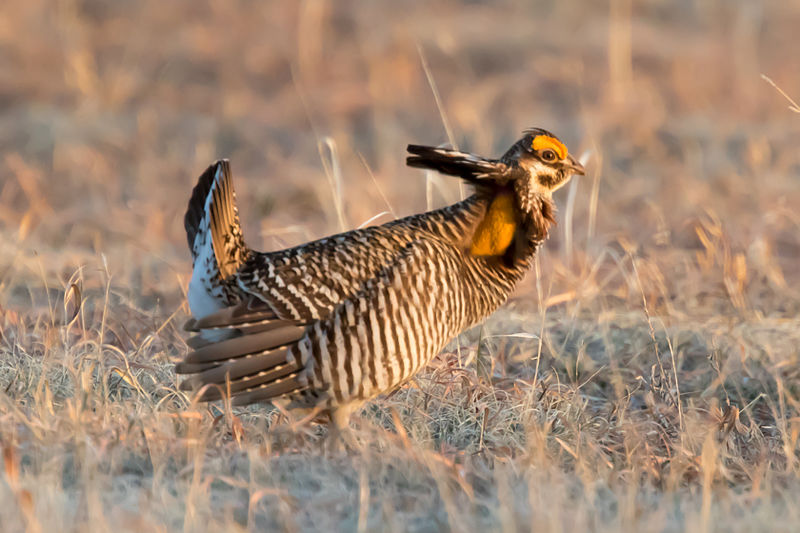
(177, 128, 584, 432)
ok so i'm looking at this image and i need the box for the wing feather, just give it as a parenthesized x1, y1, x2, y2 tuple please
(406, 144, 511, 183)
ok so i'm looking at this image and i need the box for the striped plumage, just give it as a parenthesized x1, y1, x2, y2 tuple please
(177, 128, 584, 432)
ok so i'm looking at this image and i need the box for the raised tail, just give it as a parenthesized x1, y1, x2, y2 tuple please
(406, 145, 511, 184)
(184, 160, 250, 318)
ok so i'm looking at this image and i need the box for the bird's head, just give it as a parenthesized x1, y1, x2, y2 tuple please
(501, 128, 585, 197)
(406, 127, 584, 203)
(406, 128, 584, 258)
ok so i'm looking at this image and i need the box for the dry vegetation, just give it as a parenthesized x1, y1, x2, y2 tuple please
(1, 1, 799, 531)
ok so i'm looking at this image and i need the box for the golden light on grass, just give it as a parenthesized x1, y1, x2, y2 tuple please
(0, 0, 799, 531)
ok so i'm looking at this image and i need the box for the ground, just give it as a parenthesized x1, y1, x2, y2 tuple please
(1, 1, 799, 531)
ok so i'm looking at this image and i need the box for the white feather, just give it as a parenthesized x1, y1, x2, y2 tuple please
(187, 165, 225, 320)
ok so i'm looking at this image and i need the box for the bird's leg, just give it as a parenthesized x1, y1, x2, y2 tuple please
(326, 404, 360, 453)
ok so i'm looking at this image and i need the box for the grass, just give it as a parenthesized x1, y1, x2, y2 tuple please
(1, 0, 799, 531)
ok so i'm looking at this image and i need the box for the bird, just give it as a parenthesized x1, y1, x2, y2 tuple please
(176, 128, 584, 436)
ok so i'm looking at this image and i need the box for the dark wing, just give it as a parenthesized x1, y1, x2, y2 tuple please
(178, 299, 310, 403)
(406, 145, 512, 184)
(177, 237, 468, 408)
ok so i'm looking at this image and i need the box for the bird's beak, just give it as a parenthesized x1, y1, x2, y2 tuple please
(564, 154, 585, 176)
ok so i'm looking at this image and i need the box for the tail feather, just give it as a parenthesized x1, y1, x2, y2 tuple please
(185, 160, 251, 320)
(184, 163, 216, 254)
(406, 145, 511, 183)
(184, 160, 249, 278)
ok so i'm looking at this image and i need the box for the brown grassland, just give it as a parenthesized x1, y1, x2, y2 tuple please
(1, 1, 799, 531)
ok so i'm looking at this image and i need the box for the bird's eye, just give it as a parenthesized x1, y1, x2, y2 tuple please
(540, 149, 557, 162)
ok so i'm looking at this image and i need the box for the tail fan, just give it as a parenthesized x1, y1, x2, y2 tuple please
(406, 145, 511, 184)
(184, 160, 251, 320)
(185, 160, 249, 277)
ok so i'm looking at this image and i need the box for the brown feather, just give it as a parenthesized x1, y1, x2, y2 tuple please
(186, 335, 214, 350)
(196, 363, 302, 401)
(175, 361, 221, 374)
(211, 165, 235, 278)
(184, 325, 307, 364)
(187, 347, 293, 385)
(189, 301, 278, 330)
(230, 376, 306, 406)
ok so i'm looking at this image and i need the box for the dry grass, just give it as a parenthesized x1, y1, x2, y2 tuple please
(1, 1, 799, 531)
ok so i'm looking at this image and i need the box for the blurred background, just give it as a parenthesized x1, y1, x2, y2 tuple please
(1, 0, 799, 320)
(1, 2, 800, 530)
